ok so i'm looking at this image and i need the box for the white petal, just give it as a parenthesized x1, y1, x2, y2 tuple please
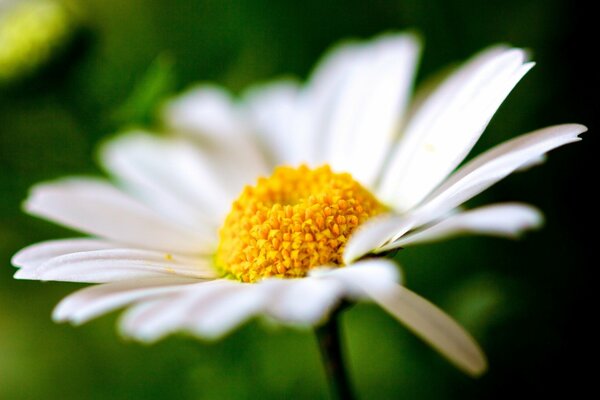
(164, 84, 249, 138)
(162, 85, 269, 192)
(379, 47, 533, 210)
(53, 277, 198, 325)
(342, 214, 414, 264)
(318, 33, 421, 187)
(185, 283, 268, 339)
(15, 248, 217, 283)
(297, 39, 364, 166)
(317, 259, 403, 298)
(403, 46, 515, 126)
(351, 125, 584, 253)
(24, 178, 213, 254)
(515, 154, 547, 172)
(242, 80, 306, 165)
(378, 203, 543, 251)
(261, 277, 345, 325)
(12, 238, 115, 269)
(119, 280, 231, 342)
(408, 124, 586, 228)
(373, 285, 486, 376)
(120, 280, 266, 342)
(100, 132, 231, 227)
(332, 260, 486, 376)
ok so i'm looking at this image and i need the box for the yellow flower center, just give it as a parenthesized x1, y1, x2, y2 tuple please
(215, 165, 386, 282)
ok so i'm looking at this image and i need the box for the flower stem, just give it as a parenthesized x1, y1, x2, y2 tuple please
(316, 307, 356, 400)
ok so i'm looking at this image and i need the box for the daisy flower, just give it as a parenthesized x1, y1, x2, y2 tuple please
(12, 32, 585, 383)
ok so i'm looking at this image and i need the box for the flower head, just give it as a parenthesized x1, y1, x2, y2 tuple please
(216, 164, 386, 282)
(12, 32, 586, 377)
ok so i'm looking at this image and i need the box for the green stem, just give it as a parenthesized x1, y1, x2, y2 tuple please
(316, 308, 356, 400)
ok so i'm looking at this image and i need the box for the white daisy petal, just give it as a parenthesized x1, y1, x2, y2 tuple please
(379, 47, 533, 210)
(12, 238, 115, 269)
(319, 33, 420, 187)
(379, 203, 543, 251)
(330, 260, 486, 376)
(119, 280, 230, 342)
(405, 46, 516, 122)
(185, 284, 268, 339)
(121, 280, 265, 342)
(409, 124, 586, 228)
(371, 285, 486, 376)
(342, 214, 414, 264)
(163, 84, 249, 138)
(53, 277, 198, 325)
(243, 80, 305, 166)
(297, 40, 363, 165)
(15, 249, 217, 283)
(515, 154, 547, 172)
(262, 277, 346, 325)
(101, 132, 232, 227)
(319, 259, 403, 297)
(24, 178, 213, 254)
(355, 125, 584, 251)
(162, 85, 270, 192)
(353, 125, 584, 251)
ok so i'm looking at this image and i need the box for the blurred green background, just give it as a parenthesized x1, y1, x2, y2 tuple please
(0, 0, 594, 399)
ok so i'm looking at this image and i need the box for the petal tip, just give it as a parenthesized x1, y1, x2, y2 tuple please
(51, 308, 69, 324)
(464, 352, 489, 378)
(10, 249, 27, 268)
(555, 123, 588, 138)
(13, 268, 37, 280)
(119, 326, 161, 344)
(528, 208, 545, 230)
(572, 123, 588, 136)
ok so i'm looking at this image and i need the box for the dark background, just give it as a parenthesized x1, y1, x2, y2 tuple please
(0, 0, 595, 399)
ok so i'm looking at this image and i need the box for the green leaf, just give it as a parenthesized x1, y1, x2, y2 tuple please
(113, 54, 177, 127)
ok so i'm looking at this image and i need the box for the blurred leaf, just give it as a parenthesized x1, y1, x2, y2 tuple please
(112, 53, 177, 127)
(443, 274, 510, 339)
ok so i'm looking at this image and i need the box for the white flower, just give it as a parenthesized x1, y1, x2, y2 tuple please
(12, 32, 585, 377)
